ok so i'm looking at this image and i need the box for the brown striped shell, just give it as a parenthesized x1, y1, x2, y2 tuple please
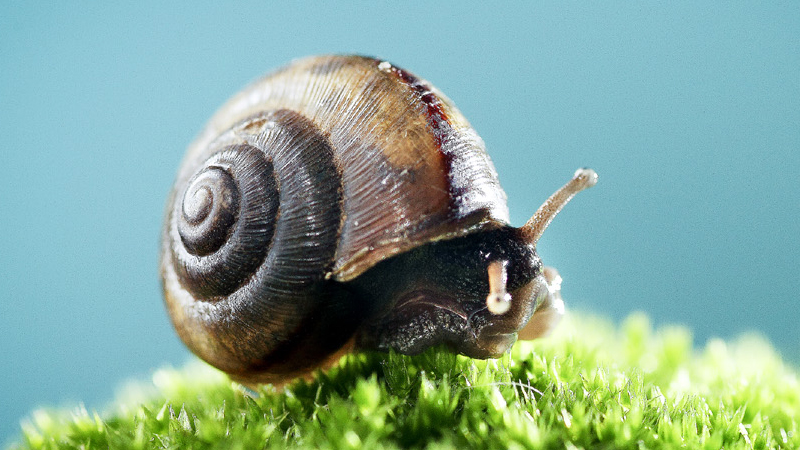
(179, 55, 509, 280)
(161, 55, 516, 383)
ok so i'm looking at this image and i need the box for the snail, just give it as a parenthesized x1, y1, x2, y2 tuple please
(160, 55, 597, 385)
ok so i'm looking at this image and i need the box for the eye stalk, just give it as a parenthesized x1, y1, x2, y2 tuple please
(486, 260, 511, 314)
(485, 168, 597, 316)
(520, 168, 598, 246)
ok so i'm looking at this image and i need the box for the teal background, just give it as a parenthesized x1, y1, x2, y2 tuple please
(1, 2, 798, 444)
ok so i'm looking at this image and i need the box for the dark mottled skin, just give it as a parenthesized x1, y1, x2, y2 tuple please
(348, 226, 544, 359)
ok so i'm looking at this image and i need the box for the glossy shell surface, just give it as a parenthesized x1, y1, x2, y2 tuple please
(172, 55, 510, 281)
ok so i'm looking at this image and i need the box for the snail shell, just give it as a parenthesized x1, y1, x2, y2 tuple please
(161, 55, 594, 384)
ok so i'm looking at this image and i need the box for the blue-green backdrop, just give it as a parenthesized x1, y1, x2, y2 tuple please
(1, 2, 798, 444)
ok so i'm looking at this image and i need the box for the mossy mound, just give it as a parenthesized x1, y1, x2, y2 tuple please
(11, 312, 800, 449)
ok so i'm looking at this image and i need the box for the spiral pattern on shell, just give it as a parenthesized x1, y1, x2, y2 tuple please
(172, 146, 275, 297)
(163, 109, 349, 379)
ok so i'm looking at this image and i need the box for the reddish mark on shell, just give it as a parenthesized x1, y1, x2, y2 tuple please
(380, 61, 452, 146)
(376, 58, 468, 213)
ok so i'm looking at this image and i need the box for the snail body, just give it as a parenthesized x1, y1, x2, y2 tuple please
(161, 55, 596, 384)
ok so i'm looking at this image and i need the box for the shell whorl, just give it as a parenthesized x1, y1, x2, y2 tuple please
(163, 109, 345, 378)
(172, 145, 276, 298)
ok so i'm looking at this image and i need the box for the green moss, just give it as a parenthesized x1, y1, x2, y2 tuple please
(11, 312, 800, 449)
